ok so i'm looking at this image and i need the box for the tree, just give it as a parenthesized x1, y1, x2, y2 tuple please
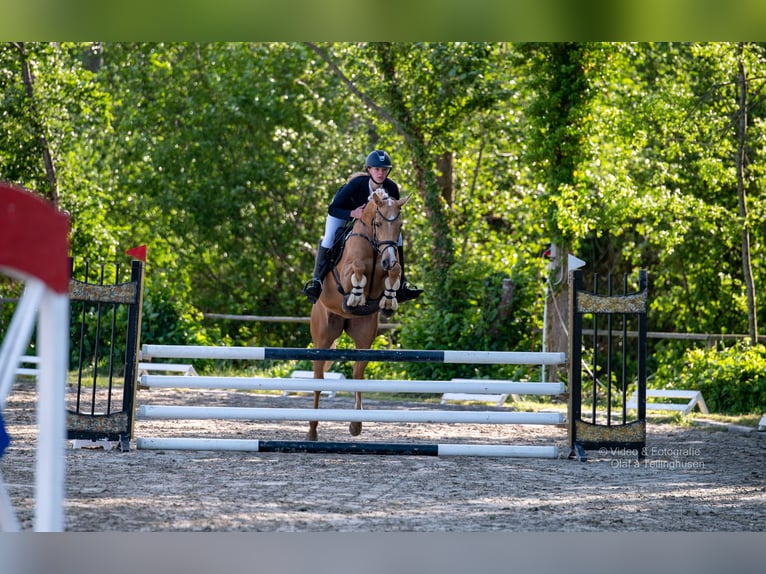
(91, 42, 369, 346)
(734, 42, 760, 343)
(637, 42, 766, 340)
(6, 41, 766, 372)
(305, 43, 523, 360)
(11, 42, 59, 207)
(515, 43, 602, 361)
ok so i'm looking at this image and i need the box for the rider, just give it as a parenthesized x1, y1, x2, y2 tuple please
(302, 149, 424, 304)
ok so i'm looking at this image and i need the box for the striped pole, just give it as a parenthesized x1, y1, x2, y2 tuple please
(136, 437, 559, 458)
(141, 344, 566, 365)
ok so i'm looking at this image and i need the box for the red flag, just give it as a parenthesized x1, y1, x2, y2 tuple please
(126, 244, 147, 262)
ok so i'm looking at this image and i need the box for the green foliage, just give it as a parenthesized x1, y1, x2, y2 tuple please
(399, 260, 540, 380)
(138, 271, 230, 374)
(89, 43, 378, 333)
(653, 341, 766, 414)
(140, 284, 217, 348)
(6, 41, 766, 410)
(68, 302, 124, 369)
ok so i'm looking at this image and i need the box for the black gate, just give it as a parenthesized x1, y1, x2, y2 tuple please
(568, 269, 648, 461)
(66, 258, 144, 452)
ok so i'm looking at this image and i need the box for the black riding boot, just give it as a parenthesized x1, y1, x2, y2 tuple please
(302, 245, 332, 303)
(396, 245, 424, 302)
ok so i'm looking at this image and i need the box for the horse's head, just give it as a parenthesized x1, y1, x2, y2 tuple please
(363, 189, 410, 272)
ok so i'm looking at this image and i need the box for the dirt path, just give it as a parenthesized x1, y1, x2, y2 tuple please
(1, 380, 764, 531)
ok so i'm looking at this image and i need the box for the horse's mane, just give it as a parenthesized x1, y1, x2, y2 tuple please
(347, 171, 367, 183)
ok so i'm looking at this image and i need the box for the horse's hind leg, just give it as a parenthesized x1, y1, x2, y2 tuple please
(309, 303, 344, 441)
(308, 388, 321, 441)
(307, 358, 330, 441)
(348, 360, 368, 437)
(345, 315, 378, 437)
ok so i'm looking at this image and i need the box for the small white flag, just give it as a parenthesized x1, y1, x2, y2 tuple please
(568, 254, 586, 271)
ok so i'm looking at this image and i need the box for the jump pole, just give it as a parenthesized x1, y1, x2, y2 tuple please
(140, 375, 565, 396)
(135, 437, 558, 458)
(141, 344, 566, 365)
(137, 344, 567, 458)
(138, 405, 563, 425)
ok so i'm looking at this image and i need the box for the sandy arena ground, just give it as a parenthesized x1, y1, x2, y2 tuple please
(1, 379, 764, 532)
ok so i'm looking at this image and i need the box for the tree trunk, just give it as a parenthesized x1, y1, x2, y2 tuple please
(735, 43, 758, 344)
(436, 151, 454, 207)
(412, 149, 454, 283)
(14, 42, 59, 209)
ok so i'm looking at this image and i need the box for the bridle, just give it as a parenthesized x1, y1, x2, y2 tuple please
(330, 205, 400, 301)
(348, 206, 401, 259)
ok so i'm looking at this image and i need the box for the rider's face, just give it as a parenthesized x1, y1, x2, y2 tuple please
(368, 167, 390, 184)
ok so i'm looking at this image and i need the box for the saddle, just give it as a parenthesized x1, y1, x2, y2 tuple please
(327, 220, 355, 267)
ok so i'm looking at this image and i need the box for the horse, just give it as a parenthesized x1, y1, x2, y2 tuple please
(307, 188, 410, 441)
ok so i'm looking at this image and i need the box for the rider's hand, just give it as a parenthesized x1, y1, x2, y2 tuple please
(350, 205, 366, 219)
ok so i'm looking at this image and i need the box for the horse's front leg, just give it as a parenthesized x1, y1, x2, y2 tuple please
(349, 360, 367, 436)
(379, 267, 402, 315)
(344, 261, 367, 308)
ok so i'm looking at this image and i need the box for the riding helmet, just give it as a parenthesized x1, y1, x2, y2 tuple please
(365, 150, 393, 170)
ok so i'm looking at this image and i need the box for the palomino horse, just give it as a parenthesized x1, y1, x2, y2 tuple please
(308, 188, 410, 441)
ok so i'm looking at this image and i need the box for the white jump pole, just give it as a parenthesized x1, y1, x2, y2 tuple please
(141, 375, 565, 396)
(0, 281, 45, 404)
(139, 405, 564, 425)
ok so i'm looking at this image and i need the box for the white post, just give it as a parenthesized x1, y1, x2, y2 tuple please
(542, 281, 549, 383)
(34, 290, 68, 532)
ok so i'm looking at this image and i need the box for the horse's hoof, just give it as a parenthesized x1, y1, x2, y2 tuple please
(349, 421, 362, 436)
(380, 308, 396, 318)
(347, 294, 365, 307)
(307, 428, 318, 441)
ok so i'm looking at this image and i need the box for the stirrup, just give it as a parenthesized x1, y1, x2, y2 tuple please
(302, 278, 322, 303)
(396, 282, 423, 302)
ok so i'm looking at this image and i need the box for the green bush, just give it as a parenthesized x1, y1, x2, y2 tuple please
(653, 341, 766, 414)
(398, 261, 539, 381)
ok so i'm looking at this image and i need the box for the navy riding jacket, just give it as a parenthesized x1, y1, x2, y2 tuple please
(327, 175, 400, 220)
